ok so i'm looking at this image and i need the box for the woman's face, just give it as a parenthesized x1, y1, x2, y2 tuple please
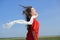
(31, 8, 37, 16)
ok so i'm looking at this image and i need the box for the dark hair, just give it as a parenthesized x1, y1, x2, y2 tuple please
(23, 6, 32, 30)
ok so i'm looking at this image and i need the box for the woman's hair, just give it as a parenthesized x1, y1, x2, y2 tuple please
(23, 6, 32, 30)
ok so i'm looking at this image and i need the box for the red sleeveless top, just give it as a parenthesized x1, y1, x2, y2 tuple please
(26, 18, 39, 40)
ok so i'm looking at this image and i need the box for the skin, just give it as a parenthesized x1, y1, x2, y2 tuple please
(31, 8, 38, 16)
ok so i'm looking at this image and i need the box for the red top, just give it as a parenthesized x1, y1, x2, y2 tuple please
(26, 18, 39, 40)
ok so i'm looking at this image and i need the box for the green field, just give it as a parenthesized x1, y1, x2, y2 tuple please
(0, 36, 60, 40)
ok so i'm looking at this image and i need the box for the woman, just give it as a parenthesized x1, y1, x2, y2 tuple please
(4, 7, 39, 40)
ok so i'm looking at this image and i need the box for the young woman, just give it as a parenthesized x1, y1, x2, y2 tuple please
(4, 7, 39, 40)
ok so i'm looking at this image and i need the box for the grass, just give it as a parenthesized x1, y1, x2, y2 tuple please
(0, 36, 60, 40)
(39, 36, 60, 40)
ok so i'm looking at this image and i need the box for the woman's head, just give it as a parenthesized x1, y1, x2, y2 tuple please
(31, 8, 37, 16)
(23, 6, 32, 21)
(23, 6, 37, 17)
(23, 6, 32, 17)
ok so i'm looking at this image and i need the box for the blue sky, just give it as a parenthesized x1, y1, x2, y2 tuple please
(0, 0, 60, 38)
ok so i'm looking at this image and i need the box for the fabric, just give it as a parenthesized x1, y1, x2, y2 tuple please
(14, 15, 38, 25)
(26, 18, 39, 40)
(4, 15, 38, 29)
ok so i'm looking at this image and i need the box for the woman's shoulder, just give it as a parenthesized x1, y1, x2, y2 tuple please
(32, 15, 38, 18)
